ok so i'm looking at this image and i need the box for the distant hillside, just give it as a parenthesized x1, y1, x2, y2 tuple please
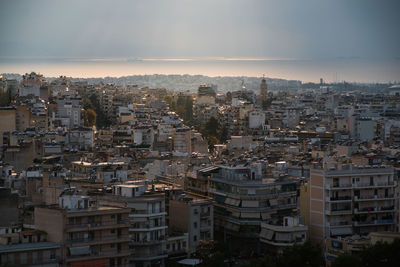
(1, 73, 301, 92)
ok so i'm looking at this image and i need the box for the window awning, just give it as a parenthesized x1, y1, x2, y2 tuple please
(69, 246, 90, 256)
(261, 213, 271, 220)
(242, 200, 259, 208)
(275, 232, 292, 242)
(331, 227, 352, 236)
(260, 229, 274, 240)
(269, 199, 278, 206)
(225, 198, 240, 206)
(240, 212, 260, 218)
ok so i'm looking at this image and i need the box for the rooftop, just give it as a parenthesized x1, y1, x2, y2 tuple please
(0, 242, 60, 253)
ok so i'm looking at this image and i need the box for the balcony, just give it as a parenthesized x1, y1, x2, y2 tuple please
(67, 249, 131, 261)
(326, 208, 352, 216)
(354, 219, 394, 226)
(129, 211, 167, 218)
(353, 181, 396, 189)
(354, 206, 395, 214)
(130, 238, 165, 246)
(329, 221, 352, 227)
(67, 220, 130, 232)
(325, 184, 352, 190)
(68, 235, 131, 245)
(129, 225, 168, 232)
(326, 196, 352, 202)
(354, 195, 395, 201)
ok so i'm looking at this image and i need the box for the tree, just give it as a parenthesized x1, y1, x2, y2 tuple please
(332, 239, 400, 267)
(85, 109, 97, 127)
(0, 89, 11, 106)
(163, 95, 176, 111)
(331, 253, 361, 267)
(205, 117, 219, 137)
(83, 93, 111, 128)
(219, 125, 228, 143)
(278, 241, 323, 267)
(247, 241, 323, 267)
(207, 135, 219, 152)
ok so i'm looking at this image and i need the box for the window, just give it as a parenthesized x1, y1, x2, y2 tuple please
(193, 235, 197, 242)
(194, 209, 198, 215)
(194, 222, 198, 228)
(111, 229, 115, 234)
(50, 250, 56, 259)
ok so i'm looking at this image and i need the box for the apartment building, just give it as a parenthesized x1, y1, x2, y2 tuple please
(173, 128, 191, 154)
(206, 165, 298, 248)
(308, 163, 397, 244)
(111, 183, 168, 267)
(169, 192, 214, 253)
(34, 189, 131, 267)
(0, 229, 61, 267)
(56, 96, 82, 129)
(259, 216, 307, 254)
(71, 160, 128, 183)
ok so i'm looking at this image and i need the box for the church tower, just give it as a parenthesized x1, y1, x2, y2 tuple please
(259, 76, 268, 107)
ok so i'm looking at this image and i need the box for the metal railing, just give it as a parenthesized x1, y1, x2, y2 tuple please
(67, 220, 130, 229)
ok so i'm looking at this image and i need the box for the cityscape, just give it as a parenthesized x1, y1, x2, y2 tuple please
(0, 1, 400, 267)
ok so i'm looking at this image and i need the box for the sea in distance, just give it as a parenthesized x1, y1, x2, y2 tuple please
(0, 57, 399, 83)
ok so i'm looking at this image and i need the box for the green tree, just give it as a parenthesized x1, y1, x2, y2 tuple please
(332, 239, 400, 267)
(219, 125, 228, 143)
(83, 93, 111, 128)
(331, 253, 361, 267)
(0, 89, 11, 106)
(247, 241, 323, 267)
(184, 96, 193, 122)
(278, 241, 323, 267)
(163, 95, 177, 111)
(207, 135, 219, 152)
(205, 117, 219, 137)
(85, 109, 97, 127)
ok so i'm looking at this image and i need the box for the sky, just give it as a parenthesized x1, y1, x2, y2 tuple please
(1, 0, 399, 60)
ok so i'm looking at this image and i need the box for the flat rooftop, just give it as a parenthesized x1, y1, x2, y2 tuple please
(0, 242, 60, 253)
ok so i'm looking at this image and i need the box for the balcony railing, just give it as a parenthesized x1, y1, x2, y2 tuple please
(328, 196, 352, 201)
(355, 206, 395, 214)
(67, 220, 130, 229)
(68, 249, 131, 258)
(326, 184, 352, 189)
(355, 195, 395, 201)
(354, 182, 395, 188)
(355, 219, 394, 226)
(326, 207, 352, 215)
(329, 221, 352, 227)
(68, 234, 131, 245)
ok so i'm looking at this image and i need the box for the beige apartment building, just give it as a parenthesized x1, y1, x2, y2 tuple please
(110, 183, 168, 267)
(308, 163, 397, 244)
(34, 189, 131, 267)
(169, 192, 214, 253)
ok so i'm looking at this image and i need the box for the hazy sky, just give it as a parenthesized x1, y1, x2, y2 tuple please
(0, 0, 399, 59)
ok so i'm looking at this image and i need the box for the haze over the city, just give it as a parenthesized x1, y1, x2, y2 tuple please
(1, 0, 399, 82)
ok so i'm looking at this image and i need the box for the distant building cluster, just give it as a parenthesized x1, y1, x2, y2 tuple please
(0, 72, 399, 266)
